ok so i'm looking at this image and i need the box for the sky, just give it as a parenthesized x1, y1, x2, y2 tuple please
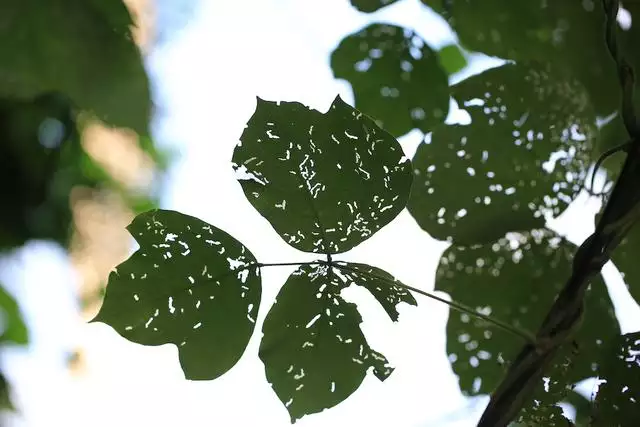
(2, 1, 640, 426)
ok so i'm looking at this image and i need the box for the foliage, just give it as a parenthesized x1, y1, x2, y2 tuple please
(27, 0, 637, 426)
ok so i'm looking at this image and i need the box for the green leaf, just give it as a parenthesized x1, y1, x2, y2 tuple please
(91, 209, 261, 380)
(438, 44, 467, 76)
(0, 283, 28, 345)
(259, 262, 410, 422)
(610, 225, 640, 305)
(331, 24, 450, 138)
(232, 96, 412, 255)
(592, 332, 640, 427)
(435, 230, 617, 404)
(0, 0, 151, 133)
(407, 63, 596, 244)
(349, 0, 401, 13)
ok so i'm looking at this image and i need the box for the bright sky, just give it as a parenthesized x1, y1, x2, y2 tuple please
(2, 1, 640, 426)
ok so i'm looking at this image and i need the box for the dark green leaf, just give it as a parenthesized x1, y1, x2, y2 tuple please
(0, 372, 15, 411)
(435, 230, 617, 404)
(0, 283, 28, 345)
(592, 332, 640, 427)
(233, 96, 412, 254)
(407, 63, 595, 244)
(331, 24, 450, 137)
(91, 209, 261, 380)
(611, 225, 640, 306)
(438, 44, 467, 76)
(334, 262, 417, 321)
(259, 263, 409, 422)
(349, 0, 401, 13)
(0, 0, 151, 133)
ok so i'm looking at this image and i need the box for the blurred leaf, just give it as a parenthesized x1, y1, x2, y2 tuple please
(331, 23, 449, 137)
(91, 209, 261, 380)
(435, 230, 617, 408)
(611, 226, 640, 305)
(438, 44, 467, 76)
(592, 332, 640, 427)
(260, 262, 410, 422)
(0, 0, 151, 133)
(232, 96, 412, 254)
(349, 0, 401, 13)
(0, 373, 14, 411)
(407, 63, 595, 244)
(0, 283, 28, 345)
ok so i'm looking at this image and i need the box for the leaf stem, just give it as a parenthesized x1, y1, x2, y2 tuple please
(333, 263, 536, 344)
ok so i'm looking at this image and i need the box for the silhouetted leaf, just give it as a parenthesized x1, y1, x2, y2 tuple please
(592, 332, 640, 427)
(233, 96, 412, 254)
(0, 0, 151, 133)
(349, 0, 401, 13)
(407, 63, 595, 244)
(0, 284, 28, 345)
(331, 23, 449, 137)
(436, 230, 617, 404)
(438, 44, 467, 76)
(92, 209, 261, 380)
(260, 262, 410, 422)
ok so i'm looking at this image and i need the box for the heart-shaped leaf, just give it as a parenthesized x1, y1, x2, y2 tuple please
(592, 332, 640, 426)
(92, 209, 261, 380)
(259, 262, 411, 422)
(0, 0, 151, 133)
(435, 230, 617, 400)
(233, 96, 412, 255)
(331, 24, 450, 138)
(407, 63, 595, 244)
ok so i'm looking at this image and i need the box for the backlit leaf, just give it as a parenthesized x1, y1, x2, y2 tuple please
(331, 24, 449, 137)
(260, 262, 410, 422)
(92, 209, 261, 380)
(407, 63, 595, 244)
(233, 96, 412, 254)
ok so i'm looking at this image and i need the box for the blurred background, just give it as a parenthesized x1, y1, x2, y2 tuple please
(1, 1, 639, 426)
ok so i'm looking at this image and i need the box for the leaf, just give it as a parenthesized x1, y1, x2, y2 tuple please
(592, 332, 640, 427)
(334, 262, 417, 321)
(0, 283, 28, 345)
(610, 226, 640, 305)
(407, 63, 596, 244)
(91, 209, 261, 380)
(438, 44, 467, 76)
(331, 24, 450, 137)
(435, 230, 618, 405)
(0, 0, 151, 133)
(233, 96, 412, 255)
(259, 262, 410, 422)
(349, 0, 401, 13)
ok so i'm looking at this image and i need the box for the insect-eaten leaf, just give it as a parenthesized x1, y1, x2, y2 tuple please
(592, 332, 640, 426)
(407, 63, 596, 244)
(91, 209, 261, 380)
(259, 262, 414, 422)
(233, 96, 412, 255)
(331, 23, 450, 138)
(435, 229, 617, 420)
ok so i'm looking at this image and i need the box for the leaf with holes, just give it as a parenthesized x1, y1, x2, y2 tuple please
(407, 63, 595, 244)
(233, 96, 412, 254)
(259, 262, 412, 422)
(331, 23, 449, 138)
(91, 209, 261, 380)
(0, 0, 151, 133)
(592, 332, 640, 426)
(435, 230, 617, 407)
(349, 0, 401, 13)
